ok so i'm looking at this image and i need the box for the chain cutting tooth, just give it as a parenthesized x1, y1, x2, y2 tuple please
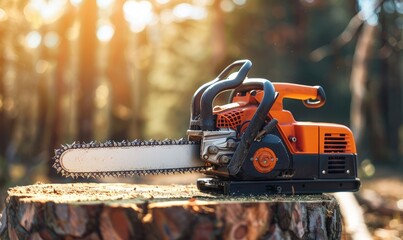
(54, 149, 61, 156)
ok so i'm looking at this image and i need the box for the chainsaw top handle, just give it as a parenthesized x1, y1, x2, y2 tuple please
(227, 79, 277, 176)
(190, 59, 252, 131)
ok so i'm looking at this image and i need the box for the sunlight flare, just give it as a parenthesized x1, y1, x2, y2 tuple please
(123, 0, 154, 32)
(97, 23, 115, 42)
(25, 31, 42, 49)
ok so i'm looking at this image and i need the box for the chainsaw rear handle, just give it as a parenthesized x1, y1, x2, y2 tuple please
(230, 82, 326, 110)
(272, 83, 326, 109)
(190, 59, 252, 131)
(303, 86, 326, 108)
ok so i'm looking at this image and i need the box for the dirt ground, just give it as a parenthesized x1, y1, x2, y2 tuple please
(358, 165, 403, 239)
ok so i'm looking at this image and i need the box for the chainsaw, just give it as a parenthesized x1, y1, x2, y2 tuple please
(53, 60, 360, 195)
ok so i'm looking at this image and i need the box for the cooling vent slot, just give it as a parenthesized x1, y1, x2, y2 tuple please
(324, 133, 349, 153)
(327, 156, 346, 174)
(216, 110, 245, 130)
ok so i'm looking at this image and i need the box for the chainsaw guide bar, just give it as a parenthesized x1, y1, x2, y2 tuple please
(52, 139, 206, 179)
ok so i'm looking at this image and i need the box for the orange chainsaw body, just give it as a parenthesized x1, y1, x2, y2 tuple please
(215, 83, 356, 156)
(189, 60, 360, 194)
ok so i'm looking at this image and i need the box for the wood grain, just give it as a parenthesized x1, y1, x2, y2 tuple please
(1, 183, 342, 239)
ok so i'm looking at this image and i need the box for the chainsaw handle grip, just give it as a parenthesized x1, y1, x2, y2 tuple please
(271, 83, 326, 109)
(198, 60, 252, 131)
(216, 59, 252, 80)
(302, 86, 326, 108)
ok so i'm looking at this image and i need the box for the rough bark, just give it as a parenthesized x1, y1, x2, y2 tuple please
(1, 183, 342, 240)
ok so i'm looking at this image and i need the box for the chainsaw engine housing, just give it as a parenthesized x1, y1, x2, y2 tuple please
(188, 60, 360, 195)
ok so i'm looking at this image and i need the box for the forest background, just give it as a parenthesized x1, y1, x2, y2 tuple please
(0, 0, 401, 192)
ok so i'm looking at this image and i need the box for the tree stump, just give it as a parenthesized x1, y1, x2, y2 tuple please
(1, 183, 342, 239)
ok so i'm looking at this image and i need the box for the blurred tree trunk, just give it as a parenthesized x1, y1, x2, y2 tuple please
(350, 23, 378, 152)
(77, 0, 97, 142)
(0, 23, 6, 155)
(0, 1, 22, 184)
(379, 13, 402, 164)
(385, 50, 403, 164)
(131, 31, 152, 139)
(47, 6, 76, 179)
(0, 21, 8, 185)
(107, 0, 132, 141)
(5, 1, 37, 183)
(211, 0, 226, 67)
(32, 25, 52, 181)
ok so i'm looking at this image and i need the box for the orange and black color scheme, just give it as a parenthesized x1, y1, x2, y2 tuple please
(189, 60, 360, 195)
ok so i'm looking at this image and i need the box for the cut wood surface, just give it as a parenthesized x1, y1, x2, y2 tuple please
(1, 183, 342, 240)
